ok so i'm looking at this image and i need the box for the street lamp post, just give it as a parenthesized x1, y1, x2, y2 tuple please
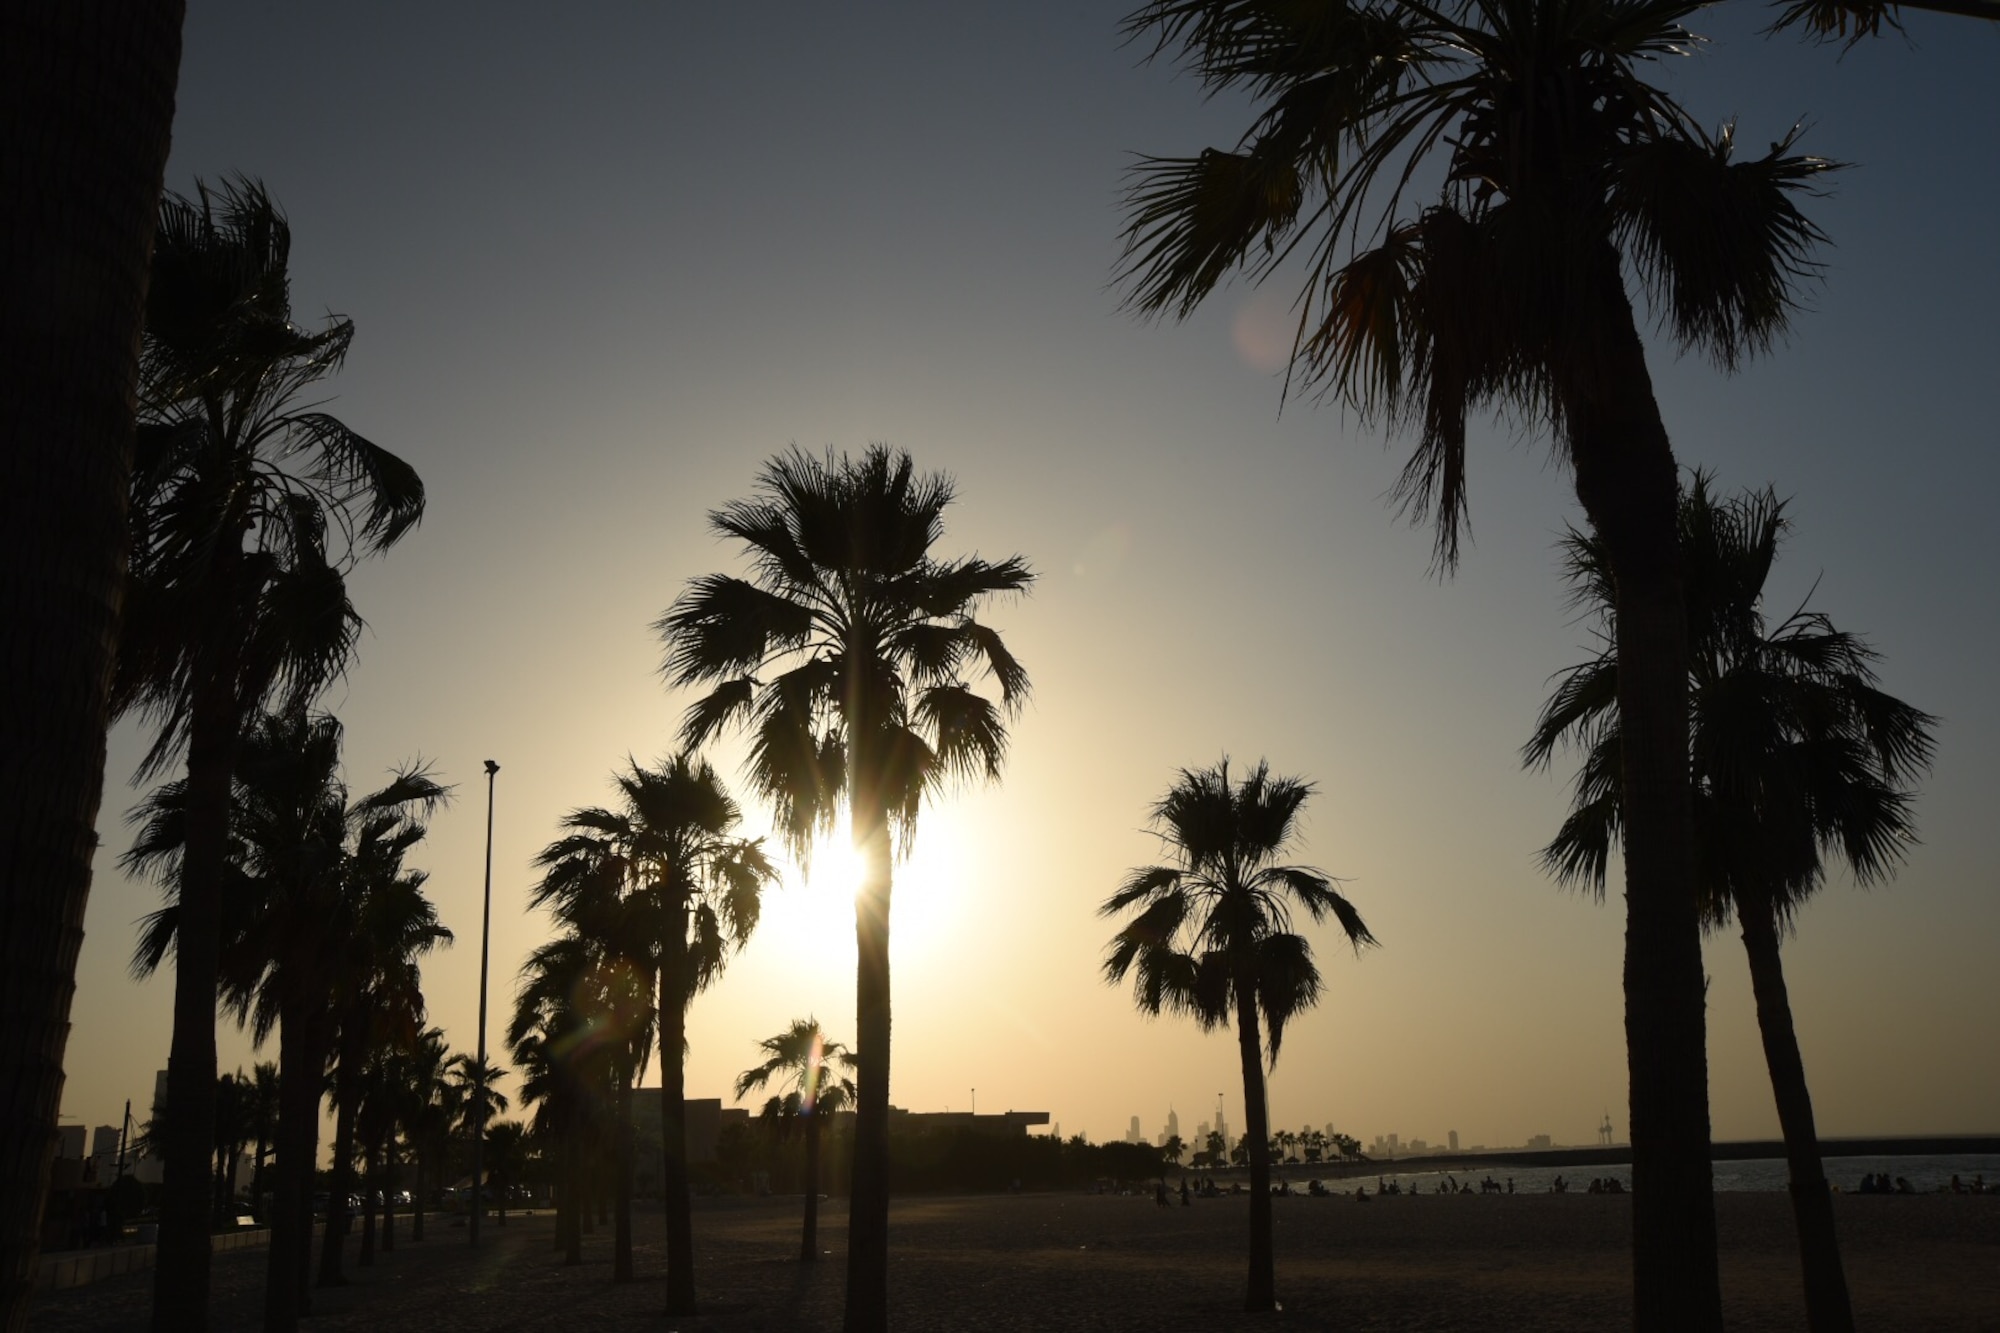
(471, 758, 498, 1248)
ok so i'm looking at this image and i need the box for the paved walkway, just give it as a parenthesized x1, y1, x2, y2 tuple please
(29, 1192, 2000, 1331)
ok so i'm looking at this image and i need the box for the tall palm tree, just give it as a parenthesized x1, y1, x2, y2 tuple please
(509, 1012, 588, 1265)
(660, 445, 1033, 1333)
(512, 928, 654, 1276)
(115, 175, 423, 1329)
(447, 1053, 510, 1217)
(735, 1018, 858, 1262)
(317, 833, 450, 1286)
(1525, 474, 1935, 1332)
(1102, 759, 1375, 1312)
(0, 10, 181, 1324)
(533, 756, 775, 1313)
(481, 1121, 530, 1225)
(399, 1028, 453, 1245)
(125, 707, 447, 1332)
(248, 1062, 279, 1212)
(1114, 7, 1837, 1322)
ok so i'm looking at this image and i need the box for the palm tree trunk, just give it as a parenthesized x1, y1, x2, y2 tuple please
(410, 1149, 424, 1243)
(1232, 986, 1276, 1313)
(1565, 238, 1720, 1333)
(845, 784, 894, 1333)
(661, 919, 696, 1314)
(0, 5, 180, 1326)
(381, 1148, 397, 1253)
(1741, 897, 1854, 1332)
(614, 1075, 634, 1281)
(155, 665, 238, 1331)
(264, 1000, 324, 1333)
(357, 1141, 377, 1267)
(802, 1113, 821, 1263)
(317, 1025, 363, 1287)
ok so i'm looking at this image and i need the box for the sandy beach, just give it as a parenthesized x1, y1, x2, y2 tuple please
(30, 1189, 2000, 1332)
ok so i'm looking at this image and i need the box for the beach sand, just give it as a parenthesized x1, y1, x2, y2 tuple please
(30, 1189, 2000, 1331)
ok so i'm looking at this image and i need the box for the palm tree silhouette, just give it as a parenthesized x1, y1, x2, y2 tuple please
(115, 177, 424, 1323)
(659, 445, 1032, 1333)
(316, 809, 451, 1288)
(1115, 8, 1842, 1321)
(656, 446, 1032, 1328)
(0, 15, 182, 1325)
(735, 1018, 858, 1262)
(1103, 759, 1375, 1311)
(399, 1028, 452, 1245)
(446, 1053, 511, 1232)
(125, 707, 447, 1330)
(512, 924, 654, 1275)
(1526, 474, 1934, 1333)
(533, 755, 775, 1313)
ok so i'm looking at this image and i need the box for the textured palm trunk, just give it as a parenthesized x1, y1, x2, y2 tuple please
(382, 1148, 397, 1252)
(0, 6, 180, 1328)
(410, 1148, 425, 1243)
(661, 916, 696, 1314)
(317, 1024, 364, 1287)
(1740, 896, 1853, 1332)
(801, 1112, 822, 1262)
(1232, 986, 1276, 1312)
(264, 999, 325, 1333)
(356, 1141, 378, 1266)
(614, 1074, 634, 1281)
(844, 782, 894, 1333)
(155, 661, 237, 1330)
(1566, 239, 1720, 1333)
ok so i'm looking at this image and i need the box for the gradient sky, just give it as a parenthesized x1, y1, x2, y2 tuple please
(61, 2, 2000, 1154)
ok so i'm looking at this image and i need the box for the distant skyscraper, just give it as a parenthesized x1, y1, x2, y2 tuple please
(1126, 1115, 1143, 1145)
(1166, 1108, 1180, 1140)
(1448, 1130, 1459, 1153)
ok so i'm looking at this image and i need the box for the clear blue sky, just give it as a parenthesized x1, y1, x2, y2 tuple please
(61, 1, 2000, 1151)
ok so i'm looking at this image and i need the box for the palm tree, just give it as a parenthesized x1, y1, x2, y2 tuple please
(734, 1018, 858, 1262)
(1114, 7, 1839, 1322)
(659, 445, 1033, 1333)
(0, 11, 181, 1325)
(115, 175, 423, 1328)
(447, 1053, 510, 1220)
(512, 927, 653, 1275)
(317, 821, 451, 1288)
(125, 707, 447, 1331)
(1102, 759, 1375, 1312)
(211, 1070, 249, 1229)
(509, 1013, 588, 1265)
(1525, 474, 1935, 1332)
(248, 1062, 279, 1213)
(533, 756, 775, 1313)
(482, 1121, 530, 1225)
(399, 1029, 452, 1245)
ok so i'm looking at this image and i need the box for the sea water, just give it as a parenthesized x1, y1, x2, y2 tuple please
(1335, 1154, 2000, 1195)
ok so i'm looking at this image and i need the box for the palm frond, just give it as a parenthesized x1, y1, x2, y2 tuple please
(1613, 124, 1840, 371)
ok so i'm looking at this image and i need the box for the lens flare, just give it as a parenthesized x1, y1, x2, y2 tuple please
(801, 1029, 825, 1115)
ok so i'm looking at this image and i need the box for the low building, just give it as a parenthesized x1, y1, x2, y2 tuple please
(886, 1108, 1051, 1136)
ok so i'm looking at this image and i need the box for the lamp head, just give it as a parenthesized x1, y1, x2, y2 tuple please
(484, 759, 500, 776)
